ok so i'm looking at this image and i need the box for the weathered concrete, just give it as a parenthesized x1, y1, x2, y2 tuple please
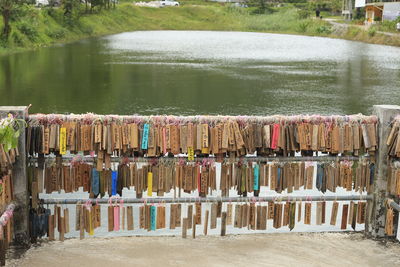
(370, 105, 400, 237)
(0, 106, 29, 247)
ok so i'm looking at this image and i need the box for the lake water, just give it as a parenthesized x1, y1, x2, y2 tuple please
(1, 30, 400, 115)
(2, 31, 392, 238)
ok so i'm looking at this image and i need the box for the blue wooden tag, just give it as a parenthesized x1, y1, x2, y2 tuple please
(141, 124, 150, 150)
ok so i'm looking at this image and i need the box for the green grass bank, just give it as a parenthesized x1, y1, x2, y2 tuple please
(1, 3, 399, 55)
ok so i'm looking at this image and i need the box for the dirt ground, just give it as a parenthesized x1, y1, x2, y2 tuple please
(6, 233, 400, 267)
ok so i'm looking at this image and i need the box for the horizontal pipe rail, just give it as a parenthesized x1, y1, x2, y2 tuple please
(28, 155, 370, 163)
(40, 195, 372, 205)
(389, 199, 400, 213)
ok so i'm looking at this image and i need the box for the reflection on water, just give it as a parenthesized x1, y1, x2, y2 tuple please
(0, 31, 399, 115)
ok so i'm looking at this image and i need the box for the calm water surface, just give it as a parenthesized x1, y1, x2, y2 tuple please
(1, 30, 400, 115)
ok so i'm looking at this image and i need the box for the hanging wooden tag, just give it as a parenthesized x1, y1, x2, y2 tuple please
(141, 124, 150, 150)
(289, 202, 296, 231)
(267, 202, 274, 220)
(201, 124, 209, 153)
(385, 207, 394, 236)
(187, 205, 193, 230)
(108, 205, 114, 232)
(57, 206, 62, 233)
(330, 201, 339, 226)
(75, 204, 81, 231)
(130, 123, 139, 150)
(64, 208, 70, 233)
(241, 204, 248, 228)
(283, 202, 290, 227)
(169, 204, 176, 229)
(192, 214, 196, 239)
(316, 202, 322, 225)
(175, 204, 181, 227)
(221, 212, 227, 236)
(182, 218, 188, 238)
(297, 201, 302, 222)
(150, 206, 156, 231)
(263, 125, 271, 148)
(204, 210, 209, 236)
(44, 126, 50, 154)
(188, 147, 194, 161)
(260, 206, 267, 230)
(226, 204, 233, 225)
(305, 166, 314, 190)
(233, 122, 245, 150)
(121, 207, 126, 231)
(79, 206, 85, 240)
(234, 204, 241, 228)
(195, 203, 202, 224)
(147, 171, 153, 197)
(273, 203, 282, 229)
(359, 202, 366, 224)
(348, 201, 354, 225)
(341, 204, 348, 230)
(351, 203, 358, 230)
(304, 203, 311, 225)
(217, 201, 222, 218)
(89, 207, 95, 236)
(171, 125, 181, 155)
(249, 203, 256, 230)
(271, 124, 280, 150)
(256, 205, 262, 230)
(222, 123, 229, 150)
(95, 205, 101, 228)
(159, 206, 166, 229)
(59, 127, 67, 155)
(139, 205, 145, 229)
(126, 206, 133, 230)
(210, 203, 217, 229)
(48, 215, 55, 241)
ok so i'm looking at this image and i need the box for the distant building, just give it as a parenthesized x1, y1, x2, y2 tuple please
(350, 0, 400, 23)
(365, 2, 383, 23)
(362, 1, 400, 24)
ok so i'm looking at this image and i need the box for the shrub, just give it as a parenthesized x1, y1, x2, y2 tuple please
(46, 28, 67, 39)
(315, 25, 332, 34)
(347, 26, 361, 37)
(16, 21, 38, 41)
(80, 24, 94, 35)
(368, 27, 376, 37)
(297, 9, 310, 19)
(11, 31, 25, 47)
(297, 21, 309, 32)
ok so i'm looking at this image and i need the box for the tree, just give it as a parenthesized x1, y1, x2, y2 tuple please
(0, 0, 14, 39)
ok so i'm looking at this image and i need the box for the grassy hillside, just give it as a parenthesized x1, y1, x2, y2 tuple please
(0, 3, 399, 55)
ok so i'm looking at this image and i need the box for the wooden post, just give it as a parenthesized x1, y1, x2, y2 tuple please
(369, 105, 400, 237)
(0, 107, 29, 246)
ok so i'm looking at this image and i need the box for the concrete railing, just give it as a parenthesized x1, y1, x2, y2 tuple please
(2, 104, 400, 246)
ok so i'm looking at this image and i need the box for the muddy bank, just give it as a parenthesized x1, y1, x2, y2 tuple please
(6, 233, 400, 267)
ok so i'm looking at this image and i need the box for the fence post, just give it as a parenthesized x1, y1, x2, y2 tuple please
(0, 106, 29, 246)
(369, 105, 400, 237)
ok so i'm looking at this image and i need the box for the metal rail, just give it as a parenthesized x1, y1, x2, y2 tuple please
(388, 199, 400, 213)
(28, 155, 370, 163)
(40, 195, 372, 205)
